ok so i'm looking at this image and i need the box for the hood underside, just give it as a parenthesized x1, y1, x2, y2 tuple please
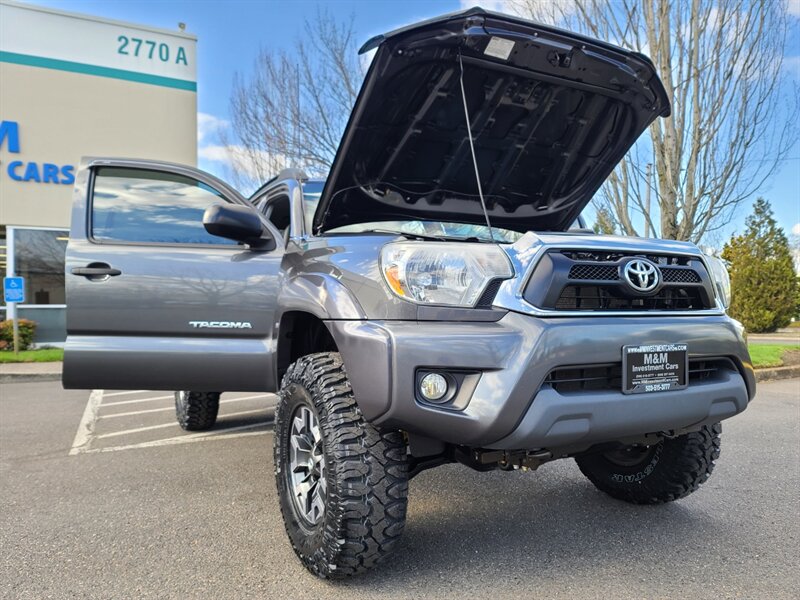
(314, 8, 670, 234)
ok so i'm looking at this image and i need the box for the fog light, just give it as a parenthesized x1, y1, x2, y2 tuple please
(419, 373, 448, 402)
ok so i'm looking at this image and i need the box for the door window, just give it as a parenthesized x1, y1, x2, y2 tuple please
(91, 167, 237, 245)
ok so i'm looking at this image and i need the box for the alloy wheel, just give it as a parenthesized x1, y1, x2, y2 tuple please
(288, 405, 326, 525)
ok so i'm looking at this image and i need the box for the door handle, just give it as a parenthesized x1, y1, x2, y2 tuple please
(71, 265, 122, 277)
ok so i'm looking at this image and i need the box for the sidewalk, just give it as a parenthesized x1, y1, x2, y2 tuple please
(749, 330, 800, 345)
(0, 362, 62, 383)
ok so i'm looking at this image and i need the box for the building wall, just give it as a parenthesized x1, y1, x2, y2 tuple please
(0, 63, 197, 228)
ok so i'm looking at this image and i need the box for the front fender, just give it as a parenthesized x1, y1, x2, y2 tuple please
(277, 273, 367, 321)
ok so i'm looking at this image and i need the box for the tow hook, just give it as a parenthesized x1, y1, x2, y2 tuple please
(453, 447, 555, 472)
(496, 450, 554, 471)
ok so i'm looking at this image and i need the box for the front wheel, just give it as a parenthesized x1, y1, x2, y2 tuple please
(575, 423, 721, 504)
(274, 352, 409, 579)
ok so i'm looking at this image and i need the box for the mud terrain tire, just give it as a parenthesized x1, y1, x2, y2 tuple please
(274, 352, 408, 579)
(575, 423, 721, 504)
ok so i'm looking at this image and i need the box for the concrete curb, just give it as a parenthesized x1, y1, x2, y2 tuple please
(754, 365, 800, 383)
(0, 373, 62, 383)
(0, 362, 62, 384)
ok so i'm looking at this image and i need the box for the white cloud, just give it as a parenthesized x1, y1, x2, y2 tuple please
(458, 0, 577, 26)
(196, 112, 262, 181)
(360, 47, 377, 72)
(197, 112, 228, 145)
(194, 112, 288, 186)
(459, 0, 517, 12)
(198, 141, 287, 182)
(791, 222, 800, 236)
(197, 111, 240, 173)
(196, 112, 251, 175)
(197, 143, 233, 163)
(199, 143, 269, 179)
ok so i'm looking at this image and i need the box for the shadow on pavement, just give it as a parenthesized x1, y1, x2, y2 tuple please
(341, 462, 715, 588)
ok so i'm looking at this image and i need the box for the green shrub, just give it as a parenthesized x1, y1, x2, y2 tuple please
(722, 198, 799, 333)
(0, 318, 37, 351)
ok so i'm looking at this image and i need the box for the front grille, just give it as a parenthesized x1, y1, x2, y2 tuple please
(661, 267, 701, 283)
(568, 264, 619, 281)
(559, 250, 690, 266)
(545, 363, 622, 393)
(524, 249, 716, 312)
(555, 285, 706, 311)
(544, 358, 735, 394)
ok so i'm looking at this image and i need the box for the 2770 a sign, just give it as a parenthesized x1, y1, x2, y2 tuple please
(117, 35, 188, 65)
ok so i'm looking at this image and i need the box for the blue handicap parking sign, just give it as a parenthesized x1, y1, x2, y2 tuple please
(3, 277, 25, 303)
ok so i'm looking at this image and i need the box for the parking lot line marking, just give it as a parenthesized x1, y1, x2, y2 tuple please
(144, 420, 270, 442)
(95, 408, 273, 439)
(83, 422, 272, 454)
(69, 389, 104, 456)
(101, 390, 148, 398)
(98, 395, 271, 419)
(101, 394, 174, 407)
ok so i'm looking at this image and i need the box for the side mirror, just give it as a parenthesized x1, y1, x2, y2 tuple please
(203, 203, 274, 249)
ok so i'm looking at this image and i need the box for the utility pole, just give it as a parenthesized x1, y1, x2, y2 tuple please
(644, 163, 652, 238)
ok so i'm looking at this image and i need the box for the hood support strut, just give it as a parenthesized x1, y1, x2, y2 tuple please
(458, 51, 495, 243)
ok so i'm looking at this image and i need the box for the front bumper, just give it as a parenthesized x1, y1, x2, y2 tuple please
(328, 312, 755, 452)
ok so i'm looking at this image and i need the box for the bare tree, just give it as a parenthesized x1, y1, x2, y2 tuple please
(224, 10, 365, 189)
(227, 3, 795, 241)
(510, 0, 798, 242)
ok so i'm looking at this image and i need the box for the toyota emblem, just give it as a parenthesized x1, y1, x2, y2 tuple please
(624, 259, 660, 292)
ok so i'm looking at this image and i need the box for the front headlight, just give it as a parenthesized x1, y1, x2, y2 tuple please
(706, 255, 731, 309)
(380, 242, 514, 306)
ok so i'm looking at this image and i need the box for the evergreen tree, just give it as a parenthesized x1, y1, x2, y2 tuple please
(593, 207, 617, 235)
(721, 198, 798, 332)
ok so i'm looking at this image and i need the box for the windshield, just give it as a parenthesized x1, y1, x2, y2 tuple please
(301, 180, 524, 243)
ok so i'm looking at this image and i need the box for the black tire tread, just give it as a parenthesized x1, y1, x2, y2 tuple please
(174, 390, 220, 431)
(274, 352, 408, 579)
(576, 423, 722, 505)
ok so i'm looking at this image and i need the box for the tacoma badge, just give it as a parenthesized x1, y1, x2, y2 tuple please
(188, 321, 253, 329)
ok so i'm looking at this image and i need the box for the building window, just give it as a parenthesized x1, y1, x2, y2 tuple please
(13, 228, 68, 305)
(91, 167, 237, 245)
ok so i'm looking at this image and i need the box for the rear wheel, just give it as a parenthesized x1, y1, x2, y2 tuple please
(274, 352, 408, 579)
(174, 390, 220, 431)
(575, 423, 721, 504)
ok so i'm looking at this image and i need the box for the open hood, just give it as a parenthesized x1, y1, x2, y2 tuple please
(313, 8, 670, 234)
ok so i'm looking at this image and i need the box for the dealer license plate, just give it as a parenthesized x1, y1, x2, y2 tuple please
(622, 343, 688, 394)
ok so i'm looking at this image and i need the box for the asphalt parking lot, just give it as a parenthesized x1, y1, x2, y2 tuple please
(1, 379, 798, 599)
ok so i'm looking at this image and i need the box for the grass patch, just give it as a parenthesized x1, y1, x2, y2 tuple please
(748, 344, 800, 369)
(0, 348, 64, 363)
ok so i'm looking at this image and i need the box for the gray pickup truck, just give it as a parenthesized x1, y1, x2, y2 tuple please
(62, 9, 754, 579)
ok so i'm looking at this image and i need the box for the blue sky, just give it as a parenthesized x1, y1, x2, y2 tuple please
(24, 0, 800, 242)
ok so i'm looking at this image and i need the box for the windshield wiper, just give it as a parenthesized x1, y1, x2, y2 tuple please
(358, 229, 490, 242)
